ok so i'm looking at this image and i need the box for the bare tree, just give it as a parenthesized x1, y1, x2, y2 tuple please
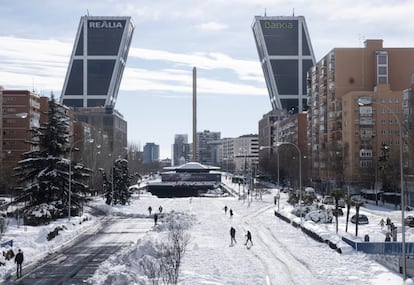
(140, 218, 191, 285)
(139, 255, 160, 285)
(157, 220, 190, 285)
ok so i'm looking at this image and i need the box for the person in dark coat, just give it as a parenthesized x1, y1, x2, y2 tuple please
(230, 227, 236, 245)
(229, 209, 233, 218)
(15, 249, 23, 278)
(224, 205, 228, 214)
(245, 230, 253, 247)
(159, 206, 163, 213)
(154, 213, 158, 226)
(148, 206, 152, 215)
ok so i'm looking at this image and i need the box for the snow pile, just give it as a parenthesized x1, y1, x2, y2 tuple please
(88, 211, 195, 285)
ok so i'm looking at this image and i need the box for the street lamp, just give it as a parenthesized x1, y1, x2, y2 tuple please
(259, 146, 280, 187)
(358, 97, 406, 280)
(68, 138, 93, 221)
(277, 142, 302, 224)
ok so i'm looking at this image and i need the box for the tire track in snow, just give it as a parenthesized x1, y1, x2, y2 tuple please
(240, 204, 323, 285)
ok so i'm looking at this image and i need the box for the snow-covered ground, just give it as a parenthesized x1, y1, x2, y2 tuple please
(0, 177, 413, 284)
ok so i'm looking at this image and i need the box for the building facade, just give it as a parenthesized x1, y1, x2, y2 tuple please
(61, 16, 135, 109)
(252, 15, 315, 113)
(196, 130, 221, 166)
(74, 107, 127, 157)
(307, 39, 414, 194)
(278, 113, 308, 187)
(258, 109, 287, 169)
(172, 134, 191, 166)
(1, 90, 40, 192)
(143, 142, 160, 164)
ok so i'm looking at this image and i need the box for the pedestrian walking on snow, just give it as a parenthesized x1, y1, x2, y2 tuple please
(245, 230, 253, 247)
(15, 249, 23, 279)
(224, 205, 228, 214)
(159, 206, 163, 213)
(379, 218, 385, 229)
(148, 206, 152, 215)
(229, 209, 233, 218)
(154, 213, 158, 226)
(230, 227, 236, 245)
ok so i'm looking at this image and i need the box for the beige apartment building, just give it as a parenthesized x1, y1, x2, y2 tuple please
(307, 39, 414, 196)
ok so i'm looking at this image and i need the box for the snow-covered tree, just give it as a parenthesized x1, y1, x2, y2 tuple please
(14, 94, 92, 221)
(101, 157, 132, 205)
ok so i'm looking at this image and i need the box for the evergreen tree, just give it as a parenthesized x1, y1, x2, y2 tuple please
(99, 168, 112, 205)
(101, 158, 132, 205)
(113, 158, 132, 205)
(14, 94, 92, 221)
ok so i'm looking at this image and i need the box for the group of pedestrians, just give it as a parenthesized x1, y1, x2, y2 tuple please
(229, 226, 253, 247)
(380, 217, 398, 241)
(224, 205, 233, 218)
(224, 205, 253, 248)
(148, 205, 164, 226)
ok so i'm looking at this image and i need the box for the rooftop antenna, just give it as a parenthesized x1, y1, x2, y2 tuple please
(292, 8, 295, 16)
(32, 77, 36, 94)
(264, 8, 267, 16)
(87, 9, 90, 16)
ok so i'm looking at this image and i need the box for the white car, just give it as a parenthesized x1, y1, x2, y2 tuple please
(305, 210, 333, 223)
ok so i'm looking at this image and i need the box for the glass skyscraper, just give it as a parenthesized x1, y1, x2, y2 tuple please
(61, 16, 135, 109)
(252, 16, 315, 113)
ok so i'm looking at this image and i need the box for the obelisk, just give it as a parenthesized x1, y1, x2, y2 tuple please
(192, 67, 197, 162)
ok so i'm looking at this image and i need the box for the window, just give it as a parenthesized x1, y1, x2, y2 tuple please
(376, 51, 388, 85)
(378, 54, 387, 64)
(378, 66, 387, 75)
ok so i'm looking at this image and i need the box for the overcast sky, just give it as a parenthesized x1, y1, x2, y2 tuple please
(1, 0, 414, 158)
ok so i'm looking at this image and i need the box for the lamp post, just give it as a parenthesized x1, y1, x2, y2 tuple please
(259, 146, 280, 188)
(358, 98, 406, 280)
(68, 138, 93, 221)
(260, 143, 301, 218)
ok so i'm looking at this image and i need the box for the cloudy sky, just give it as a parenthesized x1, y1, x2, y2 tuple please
(1, 0, 414, 158)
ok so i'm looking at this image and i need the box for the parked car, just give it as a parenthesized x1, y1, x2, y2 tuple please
(291, 205, 316, 217)
(331, 208, 344, 217)
(405, 215, 414, 227)
(305, 210, 333, 224)
(338, 199, 346, 208)
(322, 196, 335, 205)
(351, 214, 369, 224)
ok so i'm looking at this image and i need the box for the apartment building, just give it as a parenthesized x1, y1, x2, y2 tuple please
(1, 90, 40, 191)
(307, 39, 414, 193)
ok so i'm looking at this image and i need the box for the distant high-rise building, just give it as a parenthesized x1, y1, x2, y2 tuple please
(252, 15, 315, 113)
(173, 134, 190, 166)
(232, 135, 259, 174)
(197, 130, 220, 166)
(60, 16, 135, 109)
(143, 143, 160, 164)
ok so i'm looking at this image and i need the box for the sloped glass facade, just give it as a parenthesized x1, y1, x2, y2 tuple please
(61, 16, 134, 109)
(252, 16, 315, 113)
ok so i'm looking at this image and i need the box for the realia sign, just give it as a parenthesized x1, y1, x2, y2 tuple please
(89, 21, 123, 29)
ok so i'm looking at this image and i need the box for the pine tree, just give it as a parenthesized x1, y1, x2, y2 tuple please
(101, 158, 132, 205)
(113, 158, 132, 205)
(99, 168, 112, 205)
(14, 94, 92, 221)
